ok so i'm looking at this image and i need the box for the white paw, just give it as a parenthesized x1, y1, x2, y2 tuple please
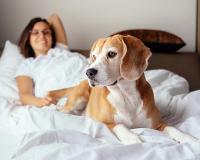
(73, 96, 87, 111)
(177, 134, 199, 144)
(164, 126, 199, 144)
(122, 135, 142, 145)
(113, 124, 143, 145)
(58, 107, 71, 113)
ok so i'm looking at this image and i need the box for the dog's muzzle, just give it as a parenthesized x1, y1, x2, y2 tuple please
(86, 68, 119, 87)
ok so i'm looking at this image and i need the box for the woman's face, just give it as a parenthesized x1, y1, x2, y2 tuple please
(29, 22, 52, 56)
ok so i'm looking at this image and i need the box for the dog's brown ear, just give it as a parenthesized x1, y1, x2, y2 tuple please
(120, 35, 152, 80)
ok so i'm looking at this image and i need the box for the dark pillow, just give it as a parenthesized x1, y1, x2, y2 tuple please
(110, 29, 186, 52)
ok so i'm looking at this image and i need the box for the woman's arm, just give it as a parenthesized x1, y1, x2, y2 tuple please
(16, 76, 56, 107)
(48, 13, 68, 45)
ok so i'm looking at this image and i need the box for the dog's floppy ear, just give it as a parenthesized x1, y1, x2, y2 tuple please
(120, 35, 152, 80)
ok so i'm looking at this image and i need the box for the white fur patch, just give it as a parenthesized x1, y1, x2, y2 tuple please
(107, 80, 152, 128)
(60, 96, 87, 115)
(113, 124, 142, 144)
(73, 96, 88, 110)
(163, 126, 198, 143)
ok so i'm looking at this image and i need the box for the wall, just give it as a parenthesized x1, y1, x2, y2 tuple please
(0, 0, 196, 51)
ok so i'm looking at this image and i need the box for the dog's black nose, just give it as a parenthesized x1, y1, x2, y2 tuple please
(86, 68, 98, 79)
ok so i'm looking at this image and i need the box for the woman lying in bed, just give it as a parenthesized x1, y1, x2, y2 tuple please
(15, 14, 87, 108)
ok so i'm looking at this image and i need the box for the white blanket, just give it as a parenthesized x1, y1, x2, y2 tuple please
(0, 69, 200, 160)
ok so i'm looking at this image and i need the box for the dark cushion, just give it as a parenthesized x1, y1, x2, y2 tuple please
(110, 29, 186, 52)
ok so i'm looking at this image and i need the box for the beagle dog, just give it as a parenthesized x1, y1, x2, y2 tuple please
(49, 35, 198, 144)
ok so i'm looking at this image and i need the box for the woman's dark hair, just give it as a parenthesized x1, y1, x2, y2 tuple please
(18, 17, 56, 58)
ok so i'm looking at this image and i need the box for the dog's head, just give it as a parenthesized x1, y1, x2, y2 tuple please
(86, 34, 152, 87)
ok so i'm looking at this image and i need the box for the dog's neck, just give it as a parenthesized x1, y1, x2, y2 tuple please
(107, 78, 142, 109)
(107, 77, 147, 128)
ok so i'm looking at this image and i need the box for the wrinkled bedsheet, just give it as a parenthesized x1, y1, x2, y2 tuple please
(0, 69, 200, 160)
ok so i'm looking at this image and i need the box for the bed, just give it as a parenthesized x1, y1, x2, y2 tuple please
(0, 36, 200, 160)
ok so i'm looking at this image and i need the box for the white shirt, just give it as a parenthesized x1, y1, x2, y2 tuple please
(15, 43, 88, 97)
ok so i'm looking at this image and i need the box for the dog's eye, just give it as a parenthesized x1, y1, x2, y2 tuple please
(107, 51, 117, 58)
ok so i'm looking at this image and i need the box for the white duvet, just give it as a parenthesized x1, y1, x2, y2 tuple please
(0, 69, 200, 160)
(0, 42, 200, 160)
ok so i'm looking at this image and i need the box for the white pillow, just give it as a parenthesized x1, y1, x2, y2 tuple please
(0, 40, 24, 99)
(0, 40, 24, 74)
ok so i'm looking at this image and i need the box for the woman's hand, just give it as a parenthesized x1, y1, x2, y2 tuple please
(38, 96, 58, 107)
(16, 76, 58, 108)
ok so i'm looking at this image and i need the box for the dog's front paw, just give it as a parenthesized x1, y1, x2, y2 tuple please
(59, 96, 87, 115)
(59, 106, 72, 113)
(164, 126, 199, 144)
(113, 124, 143, 145)
(120, 134, 142, 145)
